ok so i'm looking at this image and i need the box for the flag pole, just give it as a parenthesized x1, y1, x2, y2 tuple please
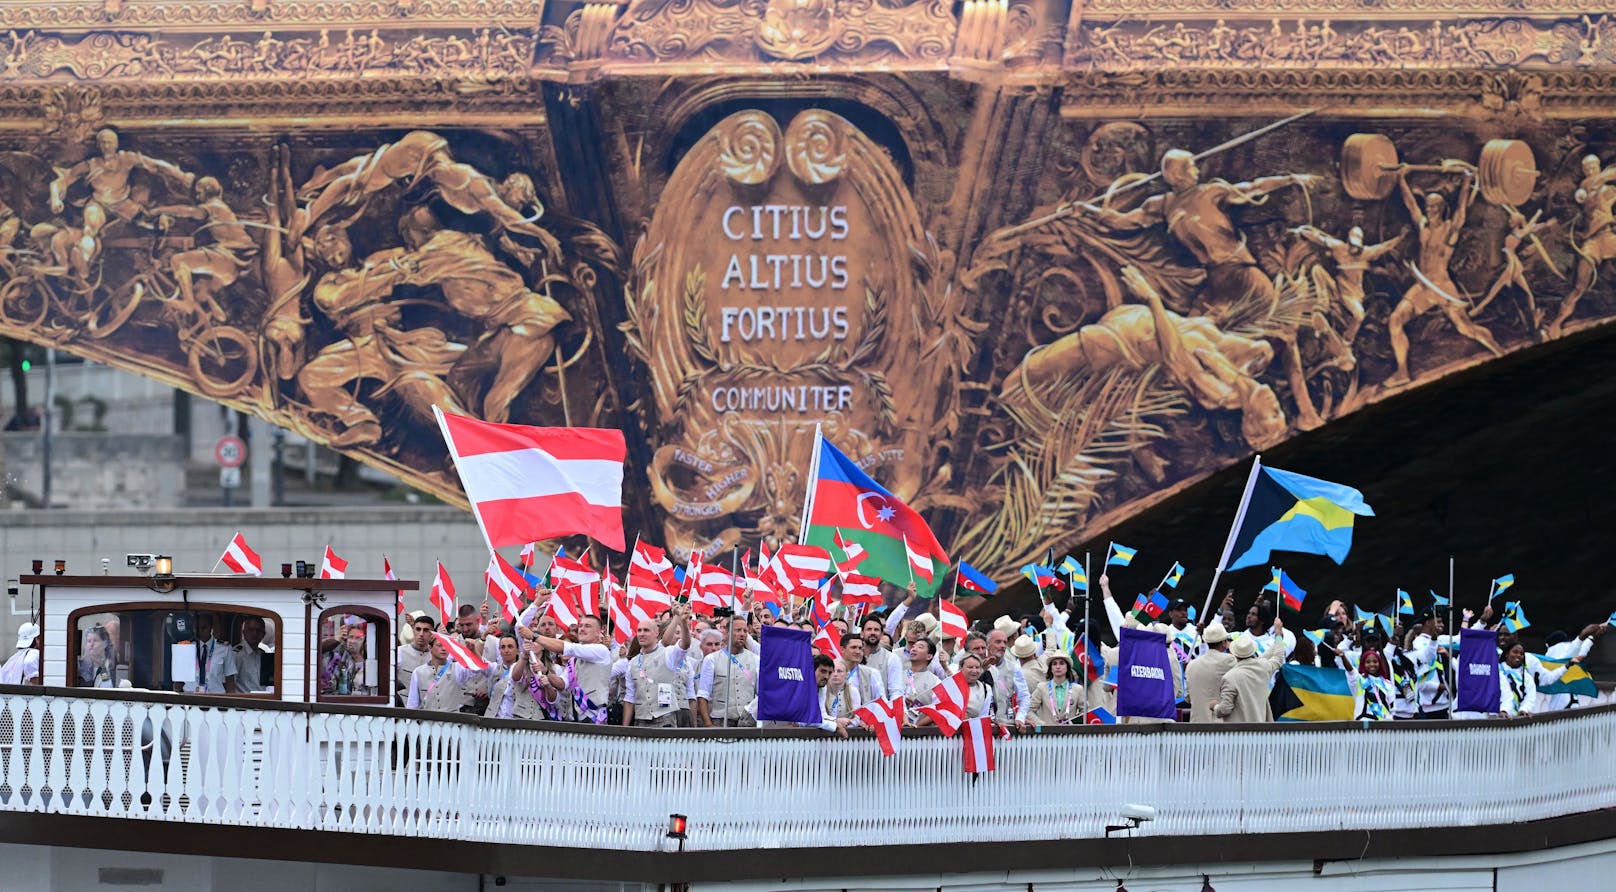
(725, 547, 739, 729)
(902, 533, 916, 586)
(1082, 550, 1092, 717)
(1447, 554, 1456, 719)
(1201, 455, 1264, 620)
(797, 423, 824, 546)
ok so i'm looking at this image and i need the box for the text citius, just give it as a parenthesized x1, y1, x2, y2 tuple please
(719, 205, 851, 292)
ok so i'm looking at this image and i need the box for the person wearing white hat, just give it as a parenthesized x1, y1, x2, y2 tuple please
(1027, 650, 1084, 726)
(1185, 621, 1236, 723)
(1214, 617, 1287, 722)
(1012, 634, 1046, 691)
(3, 623, 42, 685)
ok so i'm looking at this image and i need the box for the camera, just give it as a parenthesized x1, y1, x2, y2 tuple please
(127, 554, 155, 572)
(1121, 804, 1156, 822)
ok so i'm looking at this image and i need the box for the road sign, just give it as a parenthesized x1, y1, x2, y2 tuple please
(219, 466, 242, 489)
(215, 435, 247, 468)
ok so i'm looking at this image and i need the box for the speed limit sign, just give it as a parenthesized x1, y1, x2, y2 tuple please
(214, 435, 247, 469)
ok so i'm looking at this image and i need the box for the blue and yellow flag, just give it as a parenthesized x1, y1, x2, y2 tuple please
(1270, 664, 1355, 721)
(1302, 628, 1328, 647)
(1224, 464, 1374, 571)
(1397, 589, 1414, 616)
(1490, 574, 1515, 599)
(1503, 601, 1530, 633)
(1107, 542, 1137, 567)
(1431, 589, 1450, 610)
(1533, 655, 1598, 697)
(1164, 561, 1186, 589)
(1059, 555, 1088, 592)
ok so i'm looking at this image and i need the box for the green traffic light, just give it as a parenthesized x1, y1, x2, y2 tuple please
(19, 360, 29, 372)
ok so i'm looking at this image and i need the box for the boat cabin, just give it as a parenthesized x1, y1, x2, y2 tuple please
(20, 572, 416, 704)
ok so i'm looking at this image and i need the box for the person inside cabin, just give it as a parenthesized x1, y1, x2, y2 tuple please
(232, 615, 270, 693)
(319, 617, 371, 696)
(78, 624, 117, 688)
(2, 623, 41, 685)
(190, 612, 239, 694)
(396, 613, 435, 705)
(406, 629, 485, 712)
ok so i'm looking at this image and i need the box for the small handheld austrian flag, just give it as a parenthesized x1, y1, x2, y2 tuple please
(439, 633, 489, 671)
(318, 546, 347, 580)
(219, 532, 262, 577)
(962, 717, 997, 773)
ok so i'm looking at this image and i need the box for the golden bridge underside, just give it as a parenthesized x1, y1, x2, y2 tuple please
(2, 0, 1615, 578)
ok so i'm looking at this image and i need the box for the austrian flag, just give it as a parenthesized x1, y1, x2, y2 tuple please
(318, 546, 347, 580)
(854, 696, 904, 757)
(485, 551, 532, 622)
(218, 532, 262, 577)
(434, 408, 626, 552)
(962, 717, 997, 774)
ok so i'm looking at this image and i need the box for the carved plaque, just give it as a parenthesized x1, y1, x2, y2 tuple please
(623, 109, 966, 560)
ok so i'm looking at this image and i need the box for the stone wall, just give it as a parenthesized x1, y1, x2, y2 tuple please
(1, 432, 187, 510)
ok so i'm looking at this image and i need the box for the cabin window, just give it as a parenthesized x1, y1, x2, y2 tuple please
(67, 606, 279, 695)
(315, 607, 390, 703)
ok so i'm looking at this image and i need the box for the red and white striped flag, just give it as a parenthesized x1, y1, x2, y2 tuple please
(519, 541, 537, 570)
(435, 408, 626, 552)
(696, 565, 741, 614)
(939, 599, 968, 640)
(218, 532, 262, 577)
(832, 529, 868, 577)
(840, 574, 883, 606)
(919, 703, 963, 736)
(854, 696, 904, 757)
(429, 561, 457, 627)
(961, 717, 996, 773)
(550, 555, 601, 614)
(439, 633, 489, 671)
(627, 564, 672, 619)
(485, 551, 532, 623)
(607, 584, 636, 645)
(547, 581, 584, 629)
(811, 576, 835, 626)
(902, 534, 934, 582)
(812, 623, 842, 661)
(933, 671, 970, 716)
(318, 545, 347, 580)
(631, 541, 677, 590)
(384, 556, 403, 615)
(774, 544, 833, 593)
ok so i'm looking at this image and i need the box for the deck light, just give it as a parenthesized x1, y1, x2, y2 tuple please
(31, 559, 42, 575)
(666, 813, 688, 851)
(53, 559, 65, 575)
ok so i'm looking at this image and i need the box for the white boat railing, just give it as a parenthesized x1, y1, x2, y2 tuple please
(2, 686, 1614, 851)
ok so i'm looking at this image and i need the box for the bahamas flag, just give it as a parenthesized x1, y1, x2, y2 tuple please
(1163, 562, 1186, 589)
(1220, 461, 1375, 572)
(1270, 664, 1355, 721)
(803, 432, 949, 596)
(1397, 589, 1414, 616)
(1059, 555, 1089, 592)
(1533, 655, 1598, 698)
(1107, 542, 1137, 567)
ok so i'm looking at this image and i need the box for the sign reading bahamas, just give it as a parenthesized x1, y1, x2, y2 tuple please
(622, 109, 969, 561)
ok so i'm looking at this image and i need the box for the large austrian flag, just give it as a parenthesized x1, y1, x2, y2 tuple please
(434, 408, 626, 552)
(803, 436, 948, 593)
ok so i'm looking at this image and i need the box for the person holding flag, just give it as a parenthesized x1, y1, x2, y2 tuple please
(622, 603, 693, 728)
(1185, 622, 1235, 723)
(395, 613, 437, 705)
(1213, 617, 1287, 722)
(406, 630, 489, 712)
(900, 636, 943, 722)
(1406, 609, 1455, 719)
(526, 612, 614, 723)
